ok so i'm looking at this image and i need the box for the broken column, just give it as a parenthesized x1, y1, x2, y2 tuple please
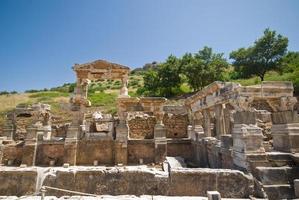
(232, 111, 265, 170)
(119, 74, 129, 97)
(1, 112, 15, 140)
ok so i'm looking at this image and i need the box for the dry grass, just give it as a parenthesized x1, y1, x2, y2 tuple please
(0, 93, 33, 127)
(0, 93, 31, 113)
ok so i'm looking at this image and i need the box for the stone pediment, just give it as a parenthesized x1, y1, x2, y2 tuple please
(73, 59, 130, 80)
(73, 59, 130, 71)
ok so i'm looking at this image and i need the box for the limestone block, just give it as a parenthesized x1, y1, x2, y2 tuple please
(0, 169, 37, 196)
(165, 156, 186, 169)
(295, 179, 299, 198)
(272, 110, 299, 124)
(256, 110, 272, 123)
(169, 168, 253, 197)
(163, 105, 187, 115)
(207, 191, 221, 200)
(163, 113, 188, 138)
(271, 123, 299, 153)
(128, 112, 156, 139)
(233, 111, 256, 125)
(232, 124, 265, 153)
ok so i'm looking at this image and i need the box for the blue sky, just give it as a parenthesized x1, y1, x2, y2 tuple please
(0, 0, 298, 92)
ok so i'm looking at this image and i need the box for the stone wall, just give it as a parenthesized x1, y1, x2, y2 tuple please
(36, 143, 65, 166)
(1, 144, 23, 166)
(0, 166, 253, 198)
(127, 140, 155, 164)
(76, 140, 114, 165)
(0, 167, 37, 196)
(191, 137, 234, 169)
(163, 114, 188, 138)
(127, 113, 156, 139)
(167, 140, 193, 162)
(42, 167, 169, 197)
(169, 168, 253, 197)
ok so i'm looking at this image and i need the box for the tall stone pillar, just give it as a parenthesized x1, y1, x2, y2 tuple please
(215, 104, 226, 138)
(114, 97, 133, 165)
(65, 99, 87, 165)
(202, 109, 211, 137)
(271, 111, 299, 153)
(152, 98, 167, 164)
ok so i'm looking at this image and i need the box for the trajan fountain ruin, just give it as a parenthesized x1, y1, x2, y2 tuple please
(0, 60, 299, 200)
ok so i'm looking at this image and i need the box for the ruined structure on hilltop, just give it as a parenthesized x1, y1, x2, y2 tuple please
(0, 60, 299, 199)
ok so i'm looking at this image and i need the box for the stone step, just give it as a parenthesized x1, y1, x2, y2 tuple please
(263, 184, 295, 200)
(256, 166, 299, 185)
(291, 153, 299, 165)
(266, 152, 294, 166)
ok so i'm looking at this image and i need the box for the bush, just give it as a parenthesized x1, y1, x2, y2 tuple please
(0, 91, 9, 95)
(25, 89, 40, 93)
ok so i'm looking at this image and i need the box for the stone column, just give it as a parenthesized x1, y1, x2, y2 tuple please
(114, 97, 133, 165)
(214, 104, 226, 138)
(202, 109, 211, 137)
(152, 98, 167, 164)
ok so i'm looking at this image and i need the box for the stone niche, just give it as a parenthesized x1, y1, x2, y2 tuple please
(127, 112, 156, 139)
(36, 143, 65, 166)
(163, 105, 189, 138)
(1, 144, 23, 166)
(127, 140, 155, 164)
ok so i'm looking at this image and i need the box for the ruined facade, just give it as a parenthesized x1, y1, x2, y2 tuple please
(0, 60, 299, 199)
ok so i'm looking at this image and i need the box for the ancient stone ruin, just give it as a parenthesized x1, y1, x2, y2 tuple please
(0, 60, 299, 199)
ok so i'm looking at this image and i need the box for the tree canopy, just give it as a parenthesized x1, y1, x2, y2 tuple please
(230, 28, 288, 81)
(138, 47, 229, 97)
(182, 47, 229, 91)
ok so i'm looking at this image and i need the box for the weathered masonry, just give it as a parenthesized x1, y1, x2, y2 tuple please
(0, 60, 299, 199)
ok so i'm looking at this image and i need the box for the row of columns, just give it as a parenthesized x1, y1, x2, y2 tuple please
(192, 104, 231, 138)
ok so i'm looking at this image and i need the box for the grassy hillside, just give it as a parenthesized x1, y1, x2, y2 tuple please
(0, 75, 144, 127)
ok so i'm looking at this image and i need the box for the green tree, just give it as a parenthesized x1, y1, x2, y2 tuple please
(140, 69, 160, 96)
(281, 51, 299, 73)
(182, 47, 228, 91)
(157, 55, 181, 96)
(230, 28, 288, 81)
